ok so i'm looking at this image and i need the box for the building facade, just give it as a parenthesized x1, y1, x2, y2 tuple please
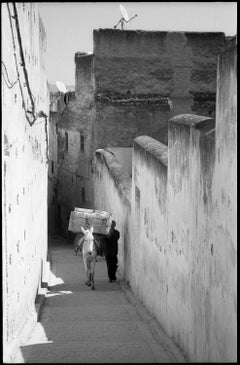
(2, 3, 49, 361)
(53, 29, 228, 232)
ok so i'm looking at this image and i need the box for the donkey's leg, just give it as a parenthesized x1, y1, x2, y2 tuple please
(86, 260, 91, 286)
(82, 252, 87, 272)
(90, 259, 96, 290)
(83, 255, 90, 286)
(91, 272, 95, 290)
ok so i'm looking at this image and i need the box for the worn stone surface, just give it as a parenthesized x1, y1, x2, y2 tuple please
(96, 149, 132, 198)
(135, 136, 168, 166)
(12, 237, 186, 363)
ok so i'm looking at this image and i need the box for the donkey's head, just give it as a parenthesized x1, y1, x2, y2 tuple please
(81, 226, 95, 255)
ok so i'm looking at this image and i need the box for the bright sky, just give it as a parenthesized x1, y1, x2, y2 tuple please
(38, 2, 237, 86)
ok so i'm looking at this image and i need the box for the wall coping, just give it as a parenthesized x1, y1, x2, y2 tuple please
(75, 52, 93, 63)
(94, 28, 225, 37)
(134, 136, 168, 167)
(169, 114, 215, 134)
(95, 149, 132, 203)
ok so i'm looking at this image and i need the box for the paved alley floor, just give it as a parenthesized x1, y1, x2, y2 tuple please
(13, 236, 186, 363)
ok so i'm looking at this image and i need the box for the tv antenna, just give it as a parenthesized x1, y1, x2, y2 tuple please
(56, 80, 67, 94)
(114, 4, 137, 30)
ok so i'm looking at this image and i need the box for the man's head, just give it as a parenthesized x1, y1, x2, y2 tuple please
(111, 220, 116, 229)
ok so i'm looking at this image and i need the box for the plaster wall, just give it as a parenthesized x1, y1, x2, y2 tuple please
(55, 53, 95, 231)
(57, 126, 93, 234)
(93, 45, 237, 362)
(130, 46, 236, 362)
(94, 150, 132, 280)
(207, 45, 237, 362)
(131, 137, 169, 328)
(2, 3, 49, 361)
(48, 95, 62, 234)
(166, 116, 216, 361)
(106, 147, 133, 176)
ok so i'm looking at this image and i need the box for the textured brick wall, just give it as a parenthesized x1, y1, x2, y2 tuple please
(2, 3, 49, 361)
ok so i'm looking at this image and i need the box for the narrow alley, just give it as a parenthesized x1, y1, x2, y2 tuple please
(3, 3, 237, 363)
(13, 236, 186, 363)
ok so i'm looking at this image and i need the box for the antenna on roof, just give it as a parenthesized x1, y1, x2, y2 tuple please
(56, 81, 67, 94)
(114, 4, 137, 30)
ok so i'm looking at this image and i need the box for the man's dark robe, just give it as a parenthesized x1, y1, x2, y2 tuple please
(104, 228, 120, 281)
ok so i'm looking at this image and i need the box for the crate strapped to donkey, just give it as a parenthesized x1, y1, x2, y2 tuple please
(68, 207, 112, 235)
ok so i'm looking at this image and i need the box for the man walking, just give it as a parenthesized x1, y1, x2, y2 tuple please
(104, 220, 120, 282)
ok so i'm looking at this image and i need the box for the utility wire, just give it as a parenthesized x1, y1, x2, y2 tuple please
(50, 157, 90, 167)
(48, 151, 90, 180)
(49, 161, 90, 180)
(12, 2, 36, 121)
(58, 167, 90, 180)
(6, 2, 31, 125)
(1, 60, 18, 88)
(6, 3, 49, 164)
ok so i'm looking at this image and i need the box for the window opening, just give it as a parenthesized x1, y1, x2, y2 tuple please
(80, 134, 84, 152)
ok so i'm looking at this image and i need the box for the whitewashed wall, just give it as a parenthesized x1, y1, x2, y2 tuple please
(93, 45, 237, 362)
(2, 3, 49, 361)
(94, 150, 132, 279)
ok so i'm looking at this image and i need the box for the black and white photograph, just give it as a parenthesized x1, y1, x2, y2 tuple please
(2, 2, 237, 363)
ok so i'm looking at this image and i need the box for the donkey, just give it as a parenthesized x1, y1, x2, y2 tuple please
(80, 226, 97, 290)
(74, 232, 84, 256)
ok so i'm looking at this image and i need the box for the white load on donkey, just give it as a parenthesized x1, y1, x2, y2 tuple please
(68, 208, 112, 290)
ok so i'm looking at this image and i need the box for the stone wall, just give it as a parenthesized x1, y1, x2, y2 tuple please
(93, 45, 237, 362)
(93, 29, 226, 147)
(75, 52, 94, 97)
(2, 3, 49, 361)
